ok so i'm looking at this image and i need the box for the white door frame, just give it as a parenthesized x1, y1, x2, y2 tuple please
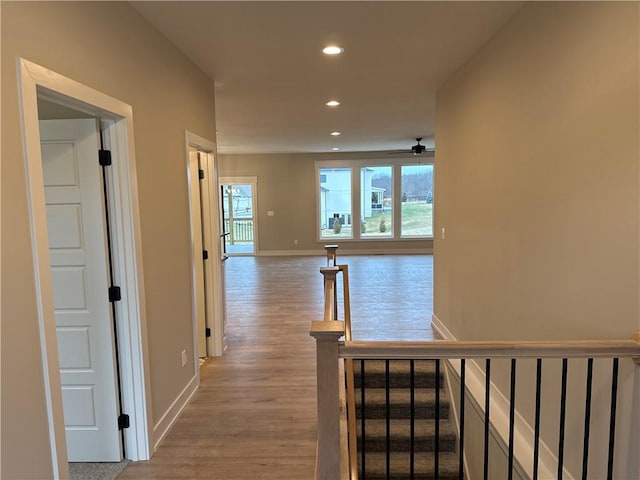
(18, 58, 152, 478)
(219, 176, 259, 255)
(185, 132, 226, 359)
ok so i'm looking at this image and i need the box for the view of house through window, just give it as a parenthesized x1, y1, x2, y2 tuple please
(360, 166, 392, 238)
(401, 164, 433, 237)
(319, 167, 353, 239)
(318, 161, 434, 240)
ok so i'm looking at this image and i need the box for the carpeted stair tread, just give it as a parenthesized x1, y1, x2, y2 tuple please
(355, 388, 450, 419)
(353, 359, 444, 388)
(357, 451, 459, 480)
(352, 360, 460, 479)
(357, 418, 457, 452)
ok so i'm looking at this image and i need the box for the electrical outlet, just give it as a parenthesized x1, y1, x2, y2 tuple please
(294, 239, 298, 245)
(181, 349, 188, 367)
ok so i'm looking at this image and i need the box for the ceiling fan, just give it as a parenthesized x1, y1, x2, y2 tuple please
(388, 138, 435, 156)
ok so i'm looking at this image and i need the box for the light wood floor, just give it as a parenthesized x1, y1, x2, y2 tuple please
(119, 255, 433, 479)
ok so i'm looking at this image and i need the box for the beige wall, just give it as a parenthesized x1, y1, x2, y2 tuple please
(1, 2, 216, 478)
(435, 2, 639, 477)
(219, 152, 434, 253)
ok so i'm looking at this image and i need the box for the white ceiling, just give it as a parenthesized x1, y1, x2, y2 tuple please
(132, 1, 522, 154)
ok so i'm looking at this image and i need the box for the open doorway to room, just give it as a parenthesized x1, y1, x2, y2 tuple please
(219, 177, 258, 255)
(18, 59, 152, 479)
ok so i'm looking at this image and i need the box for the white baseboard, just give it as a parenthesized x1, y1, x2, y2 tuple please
(432, 314, 572, 480)
(257, 249, 323, 256)
(431, 313, 453, 340)
(257, 248, 433, 257)
(152, 375, 198, 451)
(335, 247, 433, 255)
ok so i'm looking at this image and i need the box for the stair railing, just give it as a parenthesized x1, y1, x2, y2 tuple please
(310, 253, 640, 480)
(339, 339, 640, 480)
(311, 245, 358, 480)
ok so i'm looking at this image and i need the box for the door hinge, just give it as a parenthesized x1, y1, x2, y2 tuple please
(198, 169, 205, 180)
(205, 327, 211, 338)
(203, 250, 209, 260)
(108, 286, 121, 302)
(98, 149, 112, 166)
(118, 414, 130, 430)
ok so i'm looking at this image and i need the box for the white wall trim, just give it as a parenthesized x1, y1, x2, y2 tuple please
(441, 363, 471, 480)
(432, 314, 573, 480)
(257, 248, 433, 257)
(17, 58, 152, 473)
(152, 375, 199, 451)
(430, 313, 454, 341)
(258, 249, 326, 257)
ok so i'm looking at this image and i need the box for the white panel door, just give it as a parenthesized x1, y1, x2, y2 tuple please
(188, 147, 207, 358)
(40, 119, 122, 462)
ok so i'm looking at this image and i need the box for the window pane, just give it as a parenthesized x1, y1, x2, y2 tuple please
(319, 167, 352, 239)
(360, 166, 392, 238)
(401, 165, 433, 237)
(221, 184, 255, 254)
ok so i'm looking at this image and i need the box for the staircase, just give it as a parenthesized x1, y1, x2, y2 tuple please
(352, 359, 460, 480)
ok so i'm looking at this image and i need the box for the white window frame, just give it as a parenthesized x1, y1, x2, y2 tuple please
(315, 157, 434, 242)
(360, 165, 394, 239)
(399, 163, 435, 239)
(317, 165, 355, 240)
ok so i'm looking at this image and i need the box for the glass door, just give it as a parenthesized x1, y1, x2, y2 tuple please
(220, 178, 257, 255)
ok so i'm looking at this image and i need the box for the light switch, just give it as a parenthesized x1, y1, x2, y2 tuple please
(441, 227, 446, 239)
(267, 211, 274, 216)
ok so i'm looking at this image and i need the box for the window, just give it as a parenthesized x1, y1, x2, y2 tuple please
(316, 159, 434, 241)
(401, 164, 433, 237)
(318, 167, 352, 239)
(360, 166, 392, 238)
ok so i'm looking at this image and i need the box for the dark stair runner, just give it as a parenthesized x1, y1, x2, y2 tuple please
(353, 359, 460, 480)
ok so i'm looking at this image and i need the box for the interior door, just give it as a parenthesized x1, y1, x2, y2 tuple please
(40, 119, 122, 462)
(188, 147, 208, 358)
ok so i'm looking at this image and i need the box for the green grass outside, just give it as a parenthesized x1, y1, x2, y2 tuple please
(400, 202, 433, 236)
(320, 203, 433, 239)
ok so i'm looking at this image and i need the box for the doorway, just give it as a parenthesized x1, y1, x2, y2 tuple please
(219, 177, 258, 255)
(19, 59, 152, 478)
(186, 132, 227, 358)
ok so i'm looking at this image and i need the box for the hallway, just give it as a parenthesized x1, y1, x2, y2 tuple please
(119, 255, 433, 479)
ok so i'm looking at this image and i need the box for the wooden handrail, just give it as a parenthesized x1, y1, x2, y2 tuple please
(339, 337, 640, 360)
(335, 264, 358, 480)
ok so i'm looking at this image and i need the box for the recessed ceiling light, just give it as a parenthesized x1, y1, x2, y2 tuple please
(326, 100, 341, 107)
(323, 46, 344, 55)
(330, 131, 341, 136)
(332, 147, 340, 151)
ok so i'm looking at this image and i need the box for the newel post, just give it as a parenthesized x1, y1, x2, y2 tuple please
(310, 320, 344, 480)
(324, 244, 339, 266)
